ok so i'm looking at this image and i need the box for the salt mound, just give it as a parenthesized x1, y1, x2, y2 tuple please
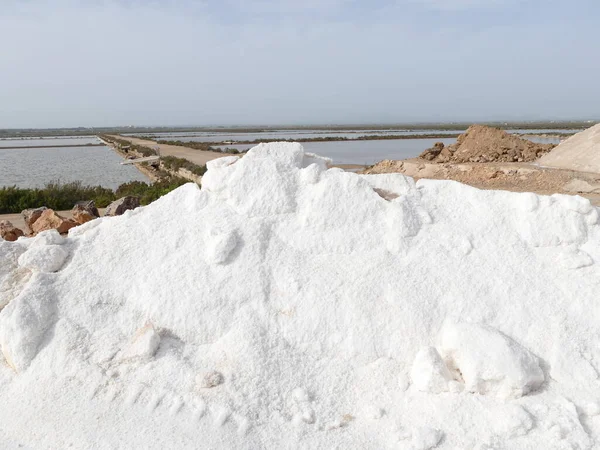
(420, 125, 555, 163)
(539, 122, 600, 173)
(1, 142, 600, 448)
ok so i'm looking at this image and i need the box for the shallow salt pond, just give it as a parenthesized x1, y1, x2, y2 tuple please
(216, 138, 459, 165)
(0, 145, 149, 189)
(0, 135, 100, 148)
(153, 130, 564, 165)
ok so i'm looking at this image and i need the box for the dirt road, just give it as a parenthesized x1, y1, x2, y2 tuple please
(109, 135, 227, 167)
(1, 209, 107, 231)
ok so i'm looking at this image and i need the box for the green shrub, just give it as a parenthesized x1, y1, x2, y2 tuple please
(0, 178, 191, 214)
(115, 178, 188, 205)
(161, 156, 207, 176)
(0, 182, 115, 214)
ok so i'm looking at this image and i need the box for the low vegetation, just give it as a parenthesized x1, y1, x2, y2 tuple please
(100, 135, 157, 157)
(155, 139, 241, 154)
(161, 156, 208, 176)
(0, 178, 189, 214)
(152, 135, 466, 147)
(100, 135, 211, 176)
(0, 182, 114, 213)
(222, 134, 464, 145)
(116, 178, 189, 205)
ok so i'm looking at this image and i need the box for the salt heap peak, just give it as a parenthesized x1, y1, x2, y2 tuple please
(0, 142, 599, 449)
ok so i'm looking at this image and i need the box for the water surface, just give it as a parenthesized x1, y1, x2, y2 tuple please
(0, 136, 100, 148)
(217, 138, 459, 165)
(129, 128, 575, 144)
(0, 145, 149, 189)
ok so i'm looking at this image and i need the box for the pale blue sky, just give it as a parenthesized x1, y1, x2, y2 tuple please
(1, 0, 598, 128)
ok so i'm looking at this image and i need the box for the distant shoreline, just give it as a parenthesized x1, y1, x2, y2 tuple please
(0, 121, 595, 138)
(0, 143, 104, 150)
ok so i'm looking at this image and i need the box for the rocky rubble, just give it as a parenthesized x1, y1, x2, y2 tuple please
(21, 207, 48, 234)
(419, 125, 555, 163)
(31, 210, 78, 235)
(0, 221, 24, 241)
(71, 201, 100, 224)
(419, 141, 447, 161)
(12, 197, 141, 239)
(105, 196, 140, 216)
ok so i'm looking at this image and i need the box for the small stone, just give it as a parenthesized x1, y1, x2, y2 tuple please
(105, 196, 140, 216)
(0, 220, 24, 241)
(71, 201, 100, 224)
(21, 207, 47, 234)
(419, 142, 445, 161)
(31, 209, 78, 235)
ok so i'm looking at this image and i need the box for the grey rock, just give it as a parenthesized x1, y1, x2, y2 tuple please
(72, 201, 100, 224)
(104, 196, 140, 216)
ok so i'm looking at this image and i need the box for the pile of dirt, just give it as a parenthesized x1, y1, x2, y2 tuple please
(419, 125, 555, 163)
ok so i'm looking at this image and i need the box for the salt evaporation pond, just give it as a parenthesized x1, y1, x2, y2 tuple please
(132, 129, 463, 142)
(128, 128, 575, 143)
(0, 136, 100, 148)
(216, 138, 458, 165)
(0, 144, 149, 189)
(138, 129, 565, 165)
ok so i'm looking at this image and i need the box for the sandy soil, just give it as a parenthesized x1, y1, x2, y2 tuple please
(333, 163, 367, 172)
(366, 125, 600, 205)
(365, 159, 600, 205)
(110, 135, 227, 167)
(1, 209, 106, 231)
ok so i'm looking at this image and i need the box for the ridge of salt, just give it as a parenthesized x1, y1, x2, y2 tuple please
(0, 142, 599, 449)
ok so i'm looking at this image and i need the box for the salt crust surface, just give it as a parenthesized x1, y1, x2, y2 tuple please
(0, 142, 600, 449)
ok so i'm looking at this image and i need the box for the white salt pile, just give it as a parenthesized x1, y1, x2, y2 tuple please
(539, 122, 600, 173)
(1, 142, 600, 449)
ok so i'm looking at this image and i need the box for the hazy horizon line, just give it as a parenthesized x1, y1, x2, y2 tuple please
(2, 118, 599, 132)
